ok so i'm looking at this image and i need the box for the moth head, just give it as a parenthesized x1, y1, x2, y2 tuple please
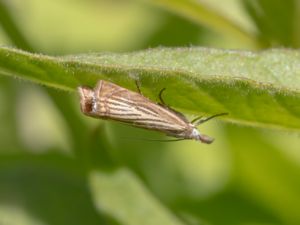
(78, 86, 94, 116)
(189, 113, 228, 144)
(191, 127, 214, 144)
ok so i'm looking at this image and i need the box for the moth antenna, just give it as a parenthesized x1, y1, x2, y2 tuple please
(193, 113, 228, 126)
(191, 115, 203, 124)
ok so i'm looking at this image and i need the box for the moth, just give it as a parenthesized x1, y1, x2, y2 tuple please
(78, 80, 227, 144)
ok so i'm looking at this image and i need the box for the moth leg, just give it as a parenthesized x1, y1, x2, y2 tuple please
(193, 113, 228, 126)
(158, 88, 167, 105)
(191, 115, 203, 124)
(135, 80, 142, 95)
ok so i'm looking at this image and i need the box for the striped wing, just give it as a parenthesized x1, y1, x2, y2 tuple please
(92, 80, 189, 134)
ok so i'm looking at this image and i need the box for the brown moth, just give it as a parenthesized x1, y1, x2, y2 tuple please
(78, 80, 227, 144)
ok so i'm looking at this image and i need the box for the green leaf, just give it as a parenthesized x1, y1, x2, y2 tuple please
(242, 0, 299, 47)
(0, 153, 106, 225)
(145, 0, 258, 47)
(225, 124, 300, 224)
(89, 168, 186, 225)
(0, 0, 33, 51)
(0, 206, 45, 225)
(176, 188, 281, 225)
(0, 46, 300, 130)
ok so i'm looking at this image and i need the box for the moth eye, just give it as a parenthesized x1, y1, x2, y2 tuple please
(85, 102, 93, 113)
(78, 86, 94, 114)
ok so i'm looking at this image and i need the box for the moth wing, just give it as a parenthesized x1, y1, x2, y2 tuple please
(92, 80, 189, 133)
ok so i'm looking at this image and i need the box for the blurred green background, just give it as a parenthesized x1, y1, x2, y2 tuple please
(0, 0, 300, 225)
